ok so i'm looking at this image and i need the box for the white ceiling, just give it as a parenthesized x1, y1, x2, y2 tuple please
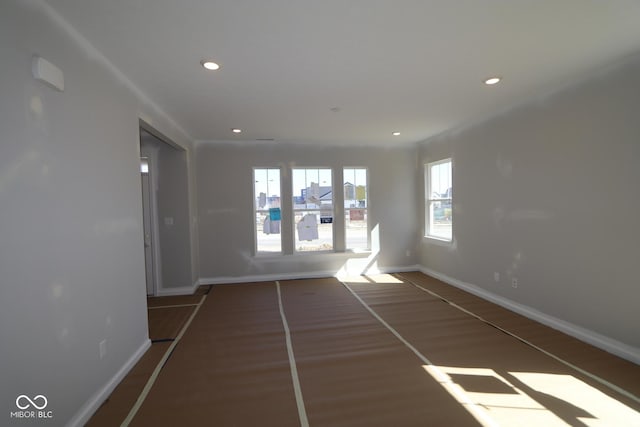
(45, 0, 640, 146)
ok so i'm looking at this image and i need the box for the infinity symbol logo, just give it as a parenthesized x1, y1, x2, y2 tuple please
(16, 395, 48, 410)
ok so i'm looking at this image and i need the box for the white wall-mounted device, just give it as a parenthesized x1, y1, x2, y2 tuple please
(32, 55, 64, 92)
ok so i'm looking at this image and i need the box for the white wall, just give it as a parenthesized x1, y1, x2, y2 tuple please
(0, 1, 193, 425)
(196, 141, 419, 281)
(418, 54, 640, 355)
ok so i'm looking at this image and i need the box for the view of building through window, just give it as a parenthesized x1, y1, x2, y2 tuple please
(254, 167, 370, 254)
(426, 159, 452, 241)
(292, 168, 333, 251)
(344, 168, 368, 250)
(254, 168, 282, 252)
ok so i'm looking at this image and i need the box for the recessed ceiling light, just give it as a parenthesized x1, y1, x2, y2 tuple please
(392, 131, 401, 136)
(484, 77, 502, 85)
(231, 128, 242, 134)
(201, 60, 221, 71)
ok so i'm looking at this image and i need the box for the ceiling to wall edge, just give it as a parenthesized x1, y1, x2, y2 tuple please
(38, 1, 640, 150)
(36, 0, 193, 144)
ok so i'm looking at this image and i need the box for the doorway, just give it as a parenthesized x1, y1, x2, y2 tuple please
(138, 123, 192, 297)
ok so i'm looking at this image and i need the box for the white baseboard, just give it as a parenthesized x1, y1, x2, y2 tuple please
(156, 280, 200, 296)
(419, 266, 640, 365)
(199, 264, 420, 286)
(199, 270, 337, 285)
(67, 338, 151, 427)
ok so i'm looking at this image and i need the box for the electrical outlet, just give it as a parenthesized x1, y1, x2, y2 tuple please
(494, 272, 500, 282)
(99, 339, 107, 359)
(512, 278, 518, 288)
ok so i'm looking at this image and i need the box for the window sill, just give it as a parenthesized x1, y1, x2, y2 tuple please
(423, 235, 453, 245)
(254, 252, 284, 258)
(253, 250, 371, 259)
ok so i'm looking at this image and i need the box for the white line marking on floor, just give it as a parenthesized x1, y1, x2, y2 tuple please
(276, 281, 310, 427)
(121, 293, 208, 427)
(396, 273, 640, 405)
(338, 279, 499, 427)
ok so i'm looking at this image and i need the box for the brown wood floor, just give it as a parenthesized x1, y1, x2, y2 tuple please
(87, 273, 640, 426)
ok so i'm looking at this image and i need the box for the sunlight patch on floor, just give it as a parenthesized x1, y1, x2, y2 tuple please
(423, 365, 640, 427)
(510, 372, 640, 427)
(364, 274, 404, 284)
(338, 273, 404, 284)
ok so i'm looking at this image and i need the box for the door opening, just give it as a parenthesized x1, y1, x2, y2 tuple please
(139, 121, 192, 297)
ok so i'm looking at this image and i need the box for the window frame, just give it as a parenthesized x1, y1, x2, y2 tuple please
(343, 167, 369, 251)
(253, 167, 283, 255)
(425, 158, 453, 242)
(292, 167, 334, 253)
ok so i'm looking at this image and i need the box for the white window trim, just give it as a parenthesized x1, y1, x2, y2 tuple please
(343, 167, 369, 251)
(253, 167, 283, 255)
(292, 167, 335, 253)
(425, 158, 453, 242)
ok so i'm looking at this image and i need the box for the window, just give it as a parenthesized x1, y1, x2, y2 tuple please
(254, 168, 282, 253)
(425, 159, 452, 241)
(343, 168, 368, 250)
(292, 168, 333, 251)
